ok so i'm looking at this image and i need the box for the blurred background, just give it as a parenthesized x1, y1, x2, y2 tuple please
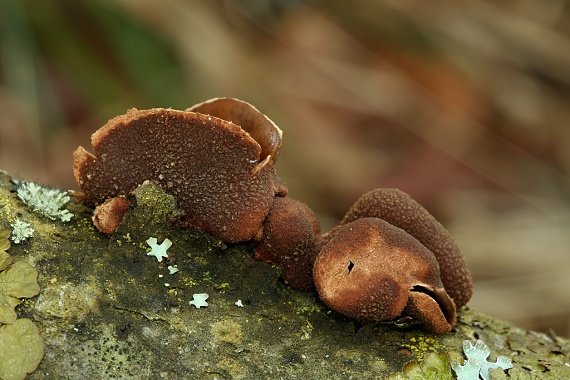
(1, 0, 570, 337)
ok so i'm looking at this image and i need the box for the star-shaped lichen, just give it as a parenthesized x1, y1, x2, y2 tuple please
(145, 237, 172, 262)
(189, 293, 209, 308)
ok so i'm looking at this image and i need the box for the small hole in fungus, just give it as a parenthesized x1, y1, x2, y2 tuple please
(347, 260, 355, 273)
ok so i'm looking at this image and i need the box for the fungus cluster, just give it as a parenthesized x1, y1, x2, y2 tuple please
(314, 189, 472, 334)
(72, 97, 473, 334)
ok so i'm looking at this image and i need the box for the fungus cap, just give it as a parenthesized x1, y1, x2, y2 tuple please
(187, 98, 283, 165)
(314, 218, 456, 333)
(73, 100, 286, 242)
(341, 188, 472, 308)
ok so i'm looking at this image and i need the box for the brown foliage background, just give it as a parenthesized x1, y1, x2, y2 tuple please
(1, 0, 570, 336)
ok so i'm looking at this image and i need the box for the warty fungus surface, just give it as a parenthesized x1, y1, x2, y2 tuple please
(341, 188, 473, 308)
(313, 217, 457, 334)
(253, 197, 322, 291)
(73, 98, 286, 242)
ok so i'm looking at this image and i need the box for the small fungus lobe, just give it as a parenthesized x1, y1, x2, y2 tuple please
(146, 237, 172, 262)
(92, 197, 132, 236)
(253, 197, 322, 291)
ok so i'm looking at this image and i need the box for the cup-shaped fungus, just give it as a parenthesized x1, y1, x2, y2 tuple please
(314, 218, 457, 334)
(253, 197, 322, 291)
(72, 98, 286, 242)
(341, 188, 473, 308)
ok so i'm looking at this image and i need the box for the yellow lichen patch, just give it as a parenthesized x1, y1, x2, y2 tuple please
(210, 318, 243, 345)
(400, 335, 441, 361)
(0, 190, 18, 224)
(180, 277, 198, 287)
(215, 357, 247, 379)
(293, 300, 327, 315)
(299, 320, 313, 340)
(213, 282, 230, 291)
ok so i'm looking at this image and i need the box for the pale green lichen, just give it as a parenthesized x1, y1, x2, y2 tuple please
(0, 260, 41, 324)
(0, 229, 11, 270)
(452, 340, 513, 380)
(10, 219, 34, 244)
(14, 179, 73, 222)
(0, 254, 44, 380)
(0, 318, 45, 380)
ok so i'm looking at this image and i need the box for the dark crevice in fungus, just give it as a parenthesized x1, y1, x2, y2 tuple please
(347, 260, 355, 274)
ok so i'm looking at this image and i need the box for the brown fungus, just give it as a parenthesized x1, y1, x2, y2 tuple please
(253, 197, 322, 291)
(313, 218, 456, 334)
(188, 98, 284, 170)
(92, 196, 132, 236)
(72, 98, 286, 242)
(341, 188, 472, 308)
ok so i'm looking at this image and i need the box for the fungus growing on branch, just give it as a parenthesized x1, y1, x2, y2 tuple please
(71, 98, 474, 335)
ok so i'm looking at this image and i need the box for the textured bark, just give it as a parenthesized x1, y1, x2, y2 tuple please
(0, 171, 568, 379)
